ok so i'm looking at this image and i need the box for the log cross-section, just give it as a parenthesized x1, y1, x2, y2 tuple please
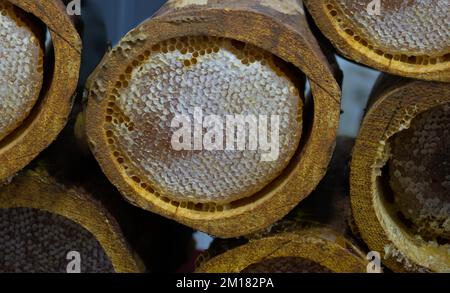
(85, 0, 341, 238)
(305, 0, 450, 81)
(0, 0, 81, 183)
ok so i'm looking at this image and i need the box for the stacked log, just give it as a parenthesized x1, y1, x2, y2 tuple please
(351, 74, 450, 272)
(83, 0, 342, 238)
(197, 138, 369, 273)
(0, 0, 81, 184)
(0, 166, 141, 273)
(304, 0, 450, 81)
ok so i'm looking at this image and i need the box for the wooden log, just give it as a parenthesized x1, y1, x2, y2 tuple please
(65, 3, 195, 272)
(304, 0, 450, 82)
(0, 166, 141, 273)
(196, 225, 367, 273)
(0, 0, 44, 141)
(32, 103, 195, 272)
(1, 77, 192, 272)
(84, 0, 341, 238)
(351, 74, 450, 272)
(196, 138, 368, 273)
(0, 0, 81, 184)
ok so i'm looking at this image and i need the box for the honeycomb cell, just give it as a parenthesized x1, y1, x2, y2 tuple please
(105, 36, 303, 204)
(0, 208, 114, 273)
(0, 0, 43, 141)
(389, 103, 450, 241)
(334, 0, 450, 57)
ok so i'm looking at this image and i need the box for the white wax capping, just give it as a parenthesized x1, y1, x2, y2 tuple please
(0, 1, 42, 140)
(337, 0, 450, 55)
(109, 37, 303, 203)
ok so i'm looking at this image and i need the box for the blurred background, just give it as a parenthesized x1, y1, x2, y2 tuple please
(79, 0, 380, 252)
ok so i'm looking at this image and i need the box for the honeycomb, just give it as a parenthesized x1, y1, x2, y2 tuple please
(105, 36, 303, 204)
(384, 243, 430, 273)
(0, 0, 44, 141)
(326, 0, 450, 64)
(389, 103, 450, 241)
(241, 257, 333, 273)
(0, 207, 114, 273)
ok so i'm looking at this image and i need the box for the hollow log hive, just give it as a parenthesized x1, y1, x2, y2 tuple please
(351, 74, 450, 272)
(39, 121, 196, 273)
(84, 0, 341, 238)
(196, 225, 367, 273)
(197, 138, 368, 273)
(0, 0, 81, 184)
(0, 166, 141, 273)
(304, 0, 450, 81)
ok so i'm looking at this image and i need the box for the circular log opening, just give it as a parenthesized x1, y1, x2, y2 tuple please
(305, 0, 450, 80)
(0, 207, 114, 273)
(0, 0, 80, 184)
(241, 257, 333, 273)
(352, 80, 450, 271)
(325, 0, 450, 63)
(0, 0, 44, 141)
(332, 0, 449, 57)
(103, 36, 304, 206)
(388, 103, 450, 243)
(196, 228, 367, 273)
(86, 4, 341, 237)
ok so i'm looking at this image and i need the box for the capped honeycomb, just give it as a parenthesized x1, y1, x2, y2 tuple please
(0, 207, 114, 273)
(326, 0, 450, 64)
(335, 0, 450, 56)
(105, 36, 303, 204)
(241, 257, 333, 273)
(389, 103, 450, 241)
(0, 0, 43, 141)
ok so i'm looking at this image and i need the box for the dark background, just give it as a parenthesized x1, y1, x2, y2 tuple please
(88, 0, 166, 44)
